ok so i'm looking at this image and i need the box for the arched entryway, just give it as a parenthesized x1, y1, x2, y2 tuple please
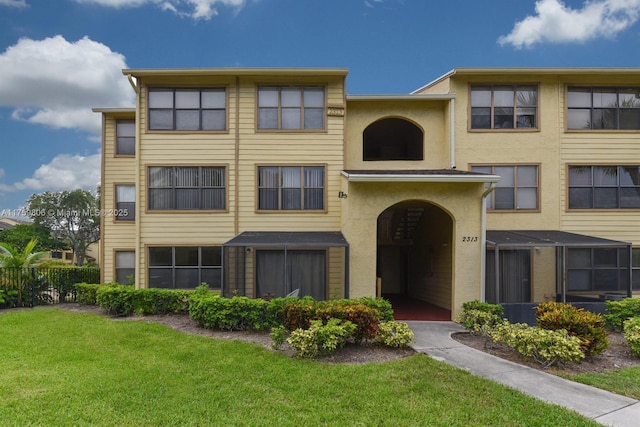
(377, 200, 453, 320)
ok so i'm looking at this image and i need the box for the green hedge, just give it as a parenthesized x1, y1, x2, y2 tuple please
(462, 299, 504, 317)
(605, 298, 640, 332)
(81, 284, 191, 316)
(74, 283, 394, 343)
(189, 293, 271, 331)
(75, 283, 113, 305)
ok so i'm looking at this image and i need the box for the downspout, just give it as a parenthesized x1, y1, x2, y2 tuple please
(449, 98, 456, 169)
(480, 182, 496, 302)
(127, 74, 139, 94)
(130, 73, 141, 289)
(628, 243, 633, 298)
(234, 76, 240, 235)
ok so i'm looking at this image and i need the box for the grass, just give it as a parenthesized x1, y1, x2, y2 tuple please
(0, 308, 600, 427)
(564, 367, 640, 400)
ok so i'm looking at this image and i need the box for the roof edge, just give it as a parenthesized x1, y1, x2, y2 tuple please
(412, 67, 640, 94)
(347, 94, 455, 101)
(92, 107, 136, 113)
(122, 67, 350, 78)
(411, 69, 456, 94)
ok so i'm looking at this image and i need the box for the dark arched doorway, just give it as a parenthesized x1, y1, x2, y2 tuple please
(377, 200, 453, 320)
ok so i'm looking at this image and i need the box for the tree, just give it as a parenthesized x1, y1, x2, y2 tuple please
(0, 223, 65, 253)
(26, 190, 100, 266)
(0, 239, 46, 268)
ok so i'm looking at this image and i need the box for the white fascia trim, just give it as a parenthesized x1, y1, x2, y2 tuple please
(346, 94, 455, 101)
(411, 69, 456, 94)
(341, 171, 501, 183)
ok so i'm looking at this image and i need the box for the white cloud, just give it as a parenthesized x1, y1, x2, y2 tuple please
(499, 0, 640, 49)
(0, 0, 27, 7)
(75, 0, 246, 20)
(364, 0, 384, 7)
(0, 35, 134, 134)
(0, 153, 101, 194)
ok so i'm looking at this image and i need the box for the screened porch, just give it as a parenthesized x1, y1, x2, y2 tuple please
(222, 231, 349, 300)
(486, 230, 632, 305)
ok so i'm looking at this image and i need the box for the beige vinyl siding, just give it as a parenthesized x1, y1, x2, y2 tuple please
(101, 114, 137, 283)
(328, 247, 345, 299)
(235, 76, 345, 232)
(559, 75, 640, 246)
(130, 74, 346, 287)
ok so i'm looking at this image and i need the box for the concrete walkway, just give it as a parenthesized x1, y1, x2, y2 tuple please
(406, 321, 640, 427)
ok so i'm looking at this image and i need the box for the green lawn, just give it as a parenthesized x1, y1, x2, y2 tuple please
(565, 367, 640, 400)
(0, 308, 599, 426)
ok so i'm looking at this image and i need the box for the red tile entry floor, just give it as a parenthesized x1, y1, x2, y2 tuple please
(384, 294, 452, 321)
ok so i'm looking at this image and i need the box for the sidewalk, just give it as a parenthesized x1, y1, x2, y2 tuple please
(406, 321, 640, 427)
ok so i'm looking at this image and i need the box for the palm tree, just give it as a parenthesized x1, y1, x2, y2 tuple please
(0, 239, 46, 268)
(0, 239, 47, 306)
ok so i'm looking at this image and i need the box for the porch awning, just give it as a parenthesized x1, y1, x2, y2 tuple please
(223, 231, 349, 248)
(341, 169, 500, 183)
(486, 230, 630, 248)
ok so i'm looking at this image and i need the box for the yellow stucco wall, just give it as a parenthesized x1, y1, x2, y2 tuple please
(532, 246, 558, 302)
(345, 100, 450, 171)
(342, 180, 486, 318)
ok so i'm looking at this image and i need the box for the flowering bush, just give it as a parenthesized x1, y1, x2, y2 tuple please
(623, 317, 640, 357)
(456, 309, 502, 337)
(287, 318, 356, 358)
(375, 321, 415, 348)
(489, 321, 585, 368)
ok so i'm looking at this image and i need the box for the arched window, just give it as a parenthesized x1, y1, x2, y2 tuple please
(363, 118, 423, 161)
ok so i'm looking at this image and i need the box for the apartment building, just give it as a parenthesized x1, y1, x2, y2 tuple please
(96, 67, 640, 319)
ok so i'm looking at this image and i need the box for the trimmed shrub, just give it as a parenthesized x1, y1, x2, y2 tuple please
(270, 325, 288, 350)
(75, 283, 108, 305)
(536, 301, 608, 356)
(316, 303, 380, 343)
(130, 288, 190, 315)
(356, 297, 394, 322)
(489, 321, 585, 368)
(287, 318, 356, 358)
(96, 284, 135, 316)
(376, 321, 415, 348)
(95, 285, 191, 316)
(462, 300, 504, 317)
(265, 296, 304, 329)
(457, 309, 502, 336)
(282, 297, 317, 331)
(188, 293, 270, 331)
(283, 298, 381, 343)
(623, 317, 640, 357)
(605, 298, 640, 332)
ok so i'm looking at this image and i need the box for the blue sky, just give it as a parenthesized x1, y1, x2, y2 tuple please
(1, 0, 640, 218)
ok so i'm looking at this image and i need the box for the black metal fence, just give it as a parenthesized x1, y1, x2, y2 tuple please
(0, 267, 100, 308)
